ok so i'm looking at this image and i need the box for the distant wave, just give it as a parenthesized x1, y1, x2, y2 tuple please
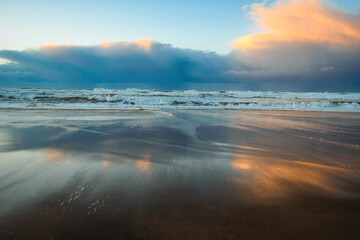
(0, 88, 359, 112)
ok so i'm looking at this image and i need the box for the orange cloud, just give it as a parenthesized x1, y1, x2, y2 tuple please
(40, 39, 154, 51)
(100, 39, 154, 50)
(232, 0, 360, 50)
(99, 40, 127, 48)
(135, 39, 154, 50)
(40, 43, 72, 50)
(100, 40, 115, 48)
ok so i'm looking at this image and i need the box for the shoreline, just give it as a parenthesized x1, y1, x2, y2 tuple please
(1, 108, 360, 114)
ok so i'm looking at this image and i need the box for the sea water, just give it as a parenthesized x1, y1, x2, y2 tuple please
(0, 87, 359, 111)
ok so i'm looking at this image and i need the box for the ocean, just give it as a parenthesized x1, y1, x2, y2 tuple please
(0, 87, 360, 111)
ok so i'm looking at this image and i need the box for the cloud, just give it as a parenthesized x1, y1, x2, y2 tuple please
(98, 39, 154, 50)
(229, 0, 360, 87)
(0, 40, 230, 89)
(233, 0, 360, 50)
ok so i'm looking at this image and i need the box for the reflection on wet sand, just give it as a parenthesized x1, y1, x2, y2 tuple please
(231, 154, 360, 202)
(100, 153, 153, 171)
(136, 154, 152, 172)
(101, 153, 114, 167)
(101, 159, 111, 167)
(42, 148, 71, 164)
(0, 110, 359, 240)
(231, 159, 252, 170)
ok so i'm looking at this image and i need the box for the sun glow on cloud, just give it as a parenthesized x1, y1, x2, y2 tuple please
(233, 0, 360, 50)
(100, 40, 114, 48)
(100, 39, 154, 50)
(40, 43, 72, 50)
(135, 39, 154, 50)
(40, 39, 154, 51)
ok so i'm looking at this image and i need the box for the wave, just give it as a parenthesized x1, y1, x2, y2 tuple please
(0, 87, 359, 111)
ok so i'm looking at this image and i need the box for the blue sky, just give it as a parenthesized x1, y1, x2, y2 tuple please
(0, 0, 252, 53)
(0, 0, 357, 53)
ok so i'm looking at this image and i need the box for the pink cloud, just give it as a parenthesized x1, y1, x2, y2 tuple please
(232, 0, 360, 50)
(230, 0, 360, 75)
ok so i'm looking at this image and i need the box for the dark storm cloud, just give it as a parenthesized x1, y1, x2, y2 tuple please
(0, 41, 231, 89)
(0, 40, 359, 91)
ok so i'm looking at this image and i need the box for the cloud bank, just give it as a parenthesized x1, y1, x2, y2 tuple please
(0, 0, 359, 91)
(230, 0, 360, 84)
(0, 41, 230, 89)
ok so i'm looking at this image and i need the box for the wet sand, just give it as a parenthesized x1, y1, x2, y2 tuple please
(0, 109, 359, 240)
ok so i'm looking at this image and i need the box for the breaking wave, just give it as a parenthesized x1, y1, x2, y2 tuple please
(0, 88, 359, 111)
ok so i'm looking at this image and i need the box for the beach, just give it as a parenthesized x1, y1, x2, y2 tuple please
(0, 109, 359, 239)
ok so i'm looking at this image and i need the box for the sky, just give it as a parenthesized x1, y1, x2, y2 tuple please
(0, 0, 359, 91)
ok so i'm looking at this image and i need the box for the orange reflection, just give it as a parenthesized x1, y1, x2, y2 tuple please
(136, 154, 152, 172)
(101, 153, 114, 167)
(230, 154, 360, 202)
(102, 159, 111, 167)
(100, 153, 153, 171)
(231, 161, 252, 170)
(42, 148, 71, 164)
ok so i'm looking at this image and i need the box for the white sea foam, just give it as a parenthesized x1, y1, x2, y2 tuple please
(0, 87, 359, 111)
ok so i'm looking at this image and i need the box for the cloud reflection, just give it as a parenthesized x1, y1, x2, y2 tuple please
(100, 153, 153, 172)
(136, 154, 152, 172)
(230, 154, 360, 202)
(42, 148, 71, 164)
